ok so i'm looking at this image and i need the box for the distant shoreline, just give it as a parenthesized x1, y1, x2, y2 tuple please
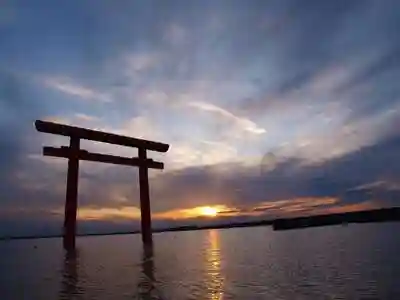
(1, 207, 399, 241)
(0, 220, 275, 241)
(272, 206, 400, 230)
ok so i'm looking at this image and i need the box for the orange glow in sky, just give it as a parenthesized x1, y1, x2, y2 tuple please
(197, 206, 220, 217)
(154, 205, 228, 220)
(62, 197, 351, 222)
(69, 204, 229, 221)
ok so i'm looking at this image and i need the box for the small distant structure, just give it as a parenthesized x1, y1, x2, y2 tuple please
(35, 120, 169, 250)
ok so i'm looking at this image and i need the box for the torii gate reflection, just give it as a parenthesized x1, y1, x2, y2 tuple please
(35, 120, 169, 250)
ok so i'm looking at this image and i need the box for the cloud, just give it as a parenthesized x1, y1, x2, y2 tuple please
(42, 113, 101, 128)
(74, 113, 99, 122)
(72, 204, 232, 222)
(166, 140, 238, 169)
(77, 206, 141, 221)
(218, 197, 339, 218)
(116, 116, 159, 140)
(164, 23, 187, 45)
(43, 77, 112, 102)
(125, 52, 160, 73)
(143, 134, 400, 213)
(349, 181, 400, 192)
(1, 126, 399, 237)
(187, 101, 266, 135)
(0, 70, 52, 186)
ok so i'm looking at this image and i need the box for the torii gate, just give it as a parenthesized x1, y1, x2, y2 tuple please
(35, 120, 169, 250)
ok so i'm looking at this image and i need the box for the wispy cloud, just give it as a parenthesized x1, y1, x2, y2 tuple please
(125, 52, 160, 73)
(69, 204, 232, 221)
(348, 180, 400, 192)
(74, 113, 99, 122)
(219, 197, 339, 217)
(76, 206, 141, 221)
(167, 140, 238, 169)
(43, 77, 111, 102)
(164, 23, 187, 45)
(42, 113, 101, 129)
(188, 101, 266, 135)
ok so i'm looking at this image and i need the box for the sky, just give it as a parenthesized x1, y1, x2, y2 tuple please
(0, 0, 399, 237)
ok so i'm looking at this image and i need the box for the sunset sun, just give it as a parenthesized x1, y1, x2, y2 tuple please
(198, 206, 219, 217)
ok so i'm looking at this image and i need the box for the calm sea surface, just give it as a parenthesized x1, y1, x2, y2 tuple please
(0, 223, 399, 300)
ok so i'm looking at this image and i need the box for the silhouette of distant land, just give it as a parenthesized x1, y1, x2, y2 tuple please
(272, 207, 400, 230)
(1, 207, 399, 241)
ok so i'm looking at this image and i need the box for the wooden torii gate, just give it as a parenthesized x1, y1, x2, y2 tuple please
(35, 120, 169, 250)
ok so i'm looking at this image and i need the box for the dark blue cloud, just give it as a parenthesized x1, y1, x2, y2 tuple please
(146, 134, 400, 211)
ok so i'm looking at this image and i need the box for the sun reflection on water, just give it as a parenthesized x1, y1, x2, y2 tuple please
(205, 230, 224, 300)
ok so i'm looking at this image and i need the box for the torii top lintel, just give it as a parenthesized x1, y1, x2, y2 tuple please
(35, 120, 169, 152)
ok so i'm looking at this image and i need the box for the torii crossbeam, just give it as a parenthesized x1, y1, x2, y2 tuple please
(35, 120, 169, 250)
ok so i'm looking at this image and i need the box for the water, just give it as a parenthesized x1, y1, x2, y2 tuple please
(0, 223, 399, 300)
